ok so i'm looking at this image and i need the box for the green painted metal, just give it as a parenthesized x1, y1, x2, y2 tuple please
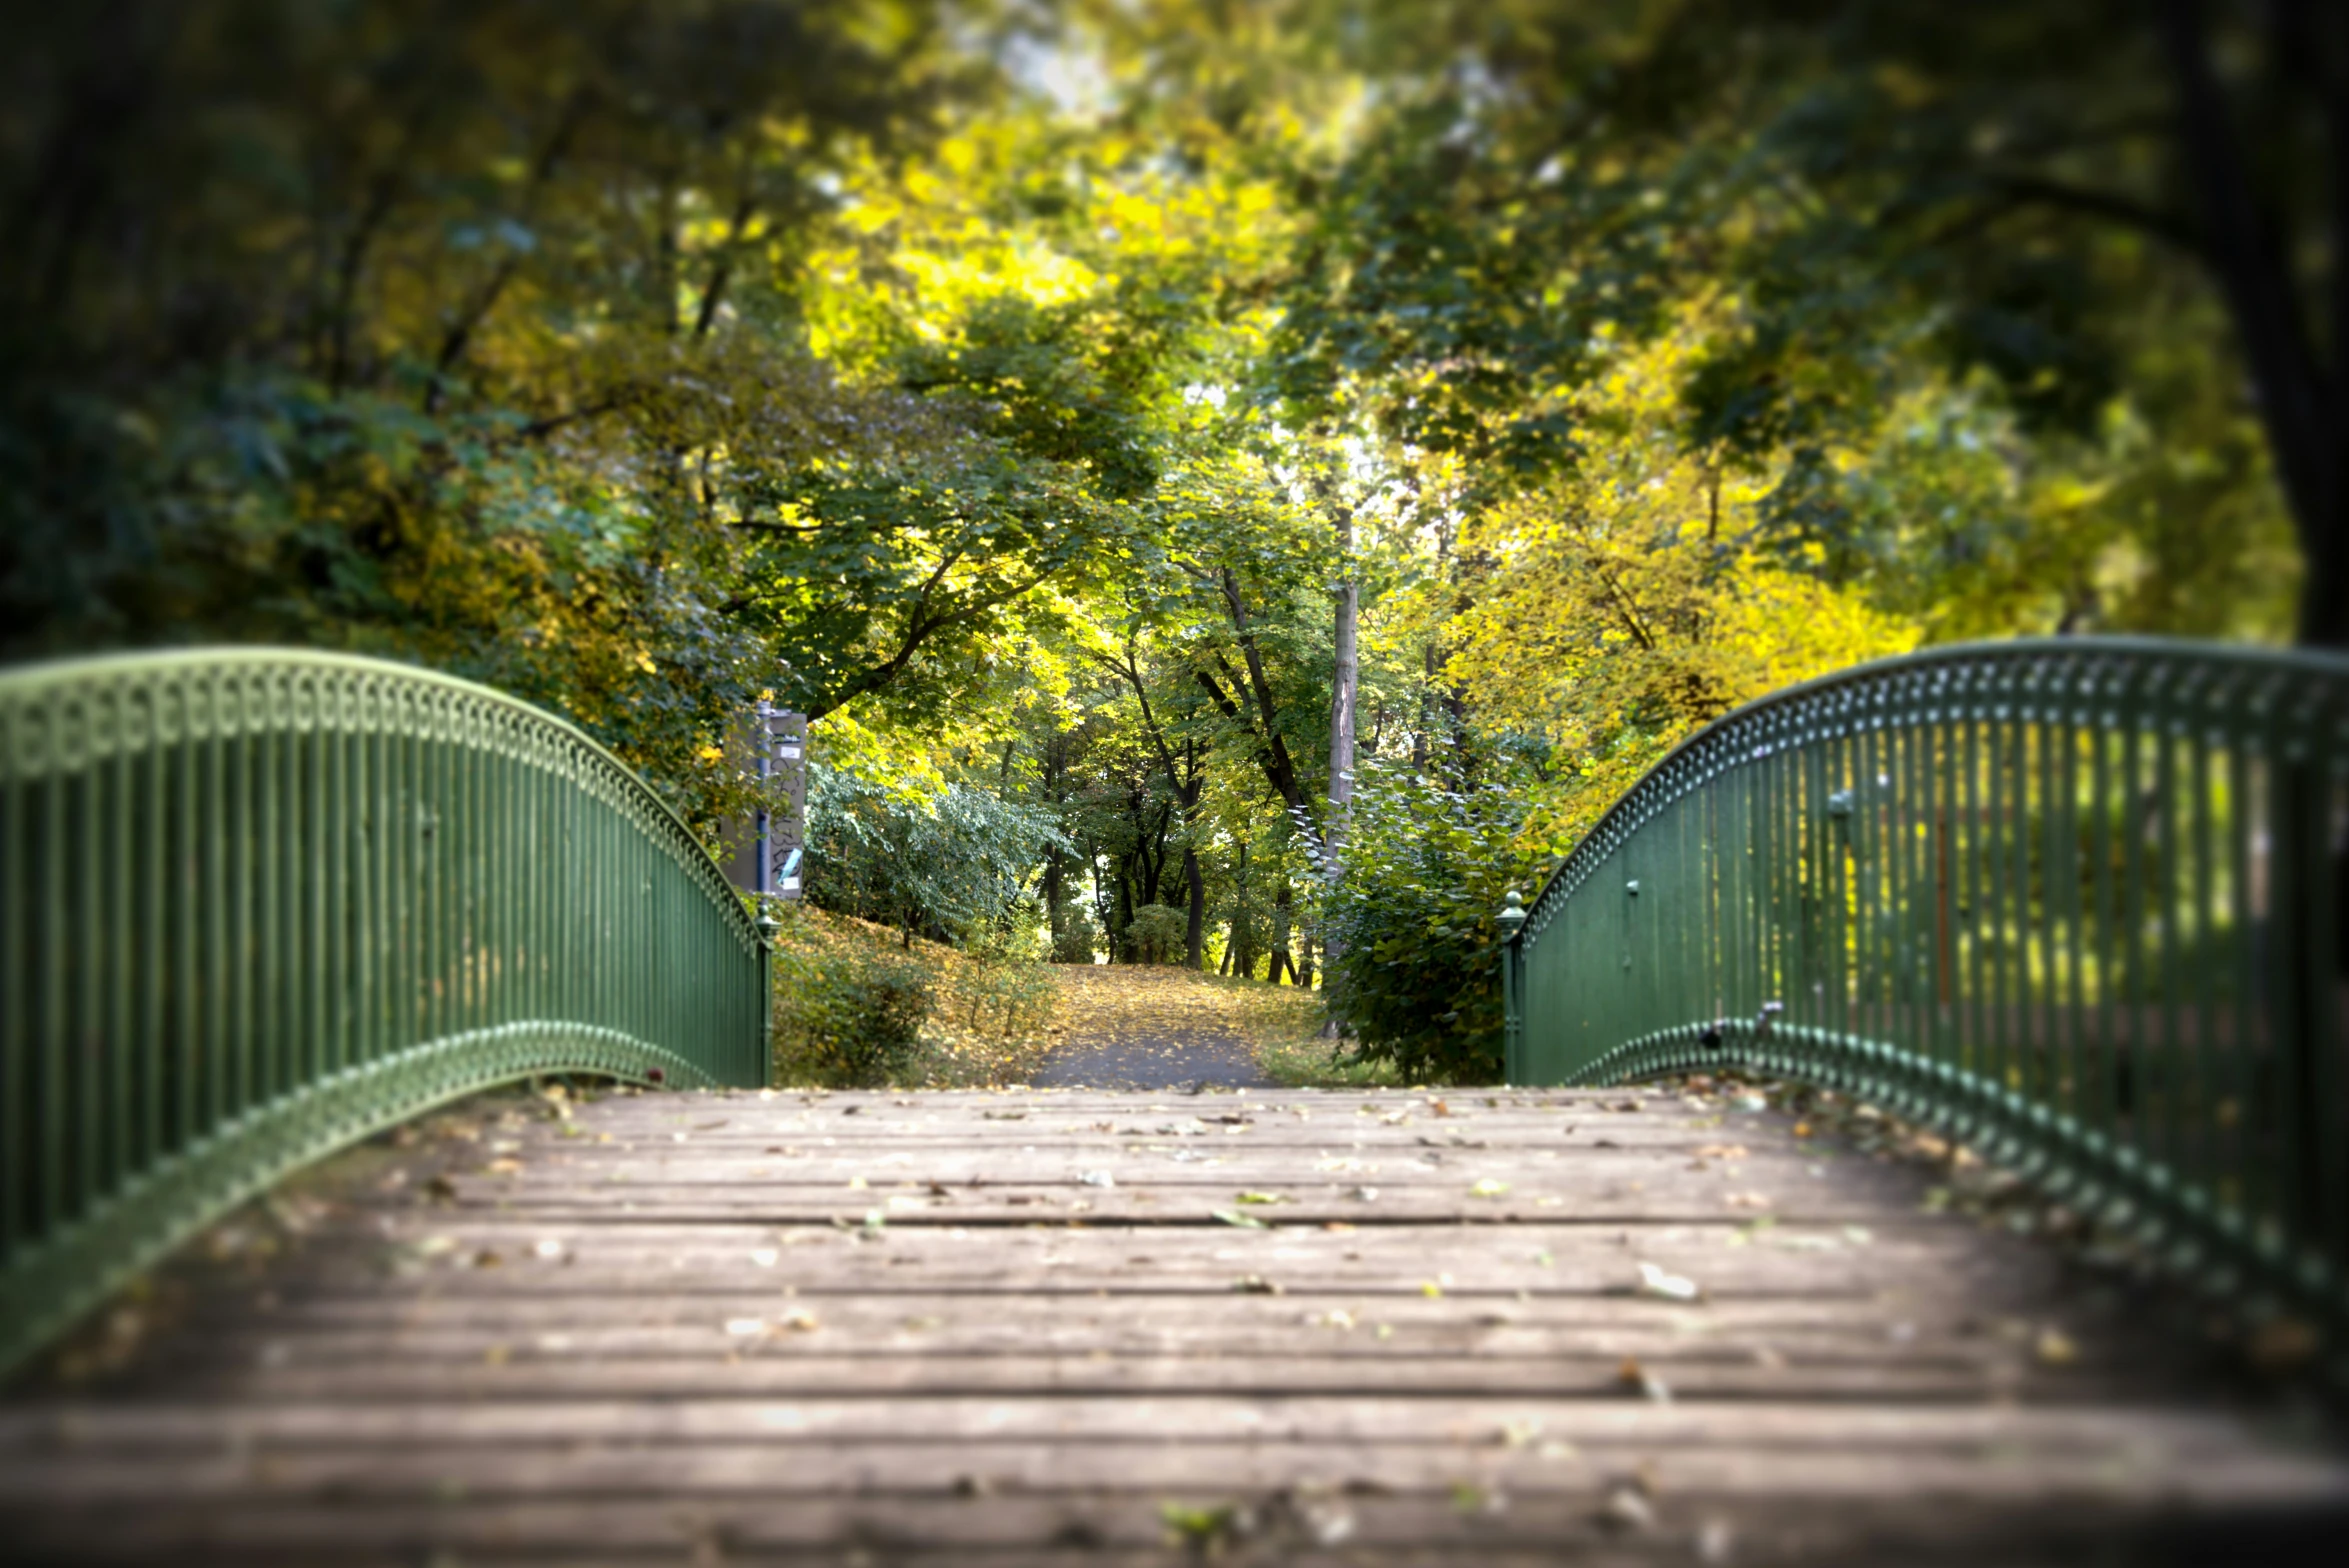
(1, 648, 771, 1375)
(1503, 638, 2349, 1345)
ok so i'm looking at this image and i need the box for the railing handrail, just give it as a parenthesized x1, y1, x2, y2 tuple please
(0, 645, 761, 951)
(1504, 635, 2349, 1368)
(2, 646, 772, 1377)
(1515, 635, 2349, 936)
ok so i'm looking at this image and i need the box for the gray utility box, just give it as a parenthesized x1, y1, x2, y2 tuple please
(719, 705, 806, 899)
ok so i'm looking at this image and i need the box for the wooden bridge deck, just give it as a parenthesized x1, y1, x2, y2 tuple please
(4, 1083, 2345, 1564)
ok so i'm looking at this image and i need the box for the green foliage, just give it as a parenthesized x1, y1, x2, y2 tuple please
(1324, 764, 1539, 1085)
(804, 765, 1067, 947)
(779, 950, 934, 1089)
(767, 903, 1059, 1088)
(1124, 903, 1188, 965)
(1050, 899, 1102, 965)
(4, 1, 2317, 1088)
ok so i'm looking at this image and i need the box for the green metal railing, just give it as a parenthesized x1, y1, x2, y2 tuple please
(1, 649, 770, 1374)
(1501, 638, 2349, 1346)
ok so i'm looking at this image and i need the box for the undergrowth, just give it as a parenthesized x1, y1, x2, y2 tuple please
(767, 904, 1057, 1088)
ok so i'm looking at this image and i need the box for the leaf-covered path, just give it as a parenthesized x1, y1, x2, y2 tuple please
(5, 1082, 2345, 1563)
(1032, 966, 1280, 1090)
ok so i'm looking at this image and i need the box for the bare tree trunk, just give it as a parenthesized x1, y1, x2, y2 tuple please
(1322, 500, 1358, 1000)
(2158, 0, 2346, 646)
(1269, 878, 1295, 984)
(1183, 846, 1207, 969)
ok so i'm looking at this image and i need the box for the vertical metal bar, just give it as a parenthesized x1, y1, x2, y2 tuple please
(141, 693, 165, 1168)
(1854, 723, 1877, 1034)
(265, 705, 286, 1104)
(2309, 762, 2345, 1272)
(1962, 710, 1986, 1077)
(2056, 708, 2086, 1130)
(2, 717, 26, 1251)
(1986, 698, 2010, 1097)
(2090, 714, 2117, 1149)
(2190, 729, 2218, 1198)
(78, 718, 103, 1218)
(1929, 716, 1956, 1071)
(2155, 724, 2183, 1175)
(2226, 740, 2255, 1224)
(352, 707, 373, 1070)
(2118, 717, 2147, 1159)
(320, 701, 339, 1076)
(2035, 706, 2059, 1109)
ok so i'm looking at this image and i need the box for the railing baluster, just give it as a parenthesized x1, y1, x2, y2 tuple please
(1498, 638, 2349, 1352)
(1, 650, 769, 1375)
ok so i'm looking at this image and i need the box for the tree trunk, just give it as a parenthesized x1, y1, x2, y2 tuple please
(1183, 846, 1207, 970)
(2158, 0, 2346, 646)
(1322, 500, 1358, 998)
(1269, 878, 1295, 984)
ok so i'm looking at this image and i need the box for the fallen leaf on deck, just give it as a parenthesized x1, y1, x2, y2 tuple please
(1234, 1190, 1286, 1205)
(1616, 1356, 1673, 1403)
(2035, 1327, 2078, 1365)
(1078, 1170, 1116, 1188)
(1231, 1275, 1282, 1294)
(1211, 1208, 1268, 1229)
(1636, 1261, 1701, 1302)
(1598, 1483, 1654, 1532)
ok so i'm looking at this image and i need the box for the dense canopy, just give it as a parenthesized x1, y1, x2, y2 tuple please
(4, 0, 2329, 1079)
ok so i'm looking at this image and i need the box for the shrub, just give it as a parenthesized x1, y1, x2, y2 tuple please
(768, 903, 1057, 1087)
(1324, 763, 1538, 1084)
(1125, 902, 1187, 965)
(804, 766, 1067, 948)
(787, 951, 932, 1087)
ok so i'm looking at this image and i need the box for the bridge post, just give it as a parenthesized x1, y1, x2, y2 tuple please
(1498, 891, 1527, 1084)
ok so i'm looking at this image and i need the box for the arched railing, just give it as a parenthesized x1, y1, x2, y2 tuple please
(1, 649, 770, 1373)
(1501, 638, 2349, 1349)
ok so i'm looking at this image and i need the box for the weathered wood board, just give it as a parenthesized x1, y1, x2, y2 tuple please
(3, 1084, 2343, 1564)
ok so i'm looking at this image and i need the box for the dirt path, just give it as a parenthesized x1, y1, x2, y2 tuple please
(1031, 966, 1275, 1089)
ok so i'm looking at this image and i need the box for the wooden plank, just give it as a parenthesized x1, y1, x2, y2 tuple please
(3, 1081, 2340, 1565)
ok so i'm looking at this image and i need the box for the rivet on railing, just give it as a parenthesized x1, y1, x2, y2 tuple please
(1625, 879, 1640, 895)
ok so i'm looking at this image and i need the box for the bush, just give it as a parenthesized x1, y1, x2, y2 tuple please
(768, 903, 1058, 1087)
(1324, 763, 1538, 1084)
(788, 951, 932, 1087)
(804, 766, 1067, 948)
(1125, 902, 1187, 965)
